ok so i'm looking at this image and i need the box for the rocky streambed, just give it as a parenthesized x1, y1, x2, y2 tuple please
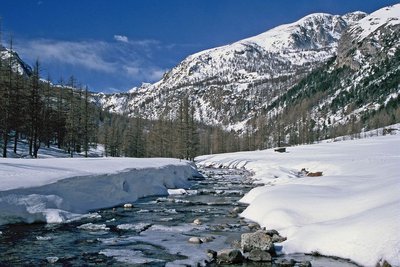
(0, 168, 360, 266)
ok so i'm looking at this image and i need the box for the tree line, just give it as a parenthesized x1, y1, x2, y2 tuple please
(0, 47, 99, 158)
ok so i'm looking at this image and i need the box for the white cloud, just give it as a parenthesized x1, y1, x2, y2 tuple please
(123, 64, 165, 82)
(16, 39, 115, 73)
(124, 65, 140, 76)
(114, 35, 129, 43)
(14, 37, 169, 90)
(147, 68, 165, 81)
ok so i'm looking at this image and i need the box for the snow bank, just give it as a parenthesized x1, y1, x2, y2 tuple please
(0, 158, 198, 225)
(196, 135, 400, 267)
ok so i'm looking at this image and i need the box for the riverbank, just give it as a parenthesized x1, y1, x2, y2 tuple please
(0, 158, 198, 225)
(196, 134, 400, 267)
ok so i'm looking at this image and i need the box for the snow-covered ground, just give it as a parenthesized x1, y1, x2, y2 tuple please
(4, 139, 105, 158)
(0, 157, 198, 225)
(196, 133, 400, 267)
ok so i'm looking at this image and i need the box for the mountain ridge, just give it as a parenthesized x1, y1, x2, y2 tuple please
(0, 45, 33, 76)
(96, 10, 377, 133)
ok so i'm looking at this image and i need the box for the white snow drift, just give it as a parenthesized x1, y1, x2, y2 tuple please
(0, 158, 198, 225)
(196, 134, 400, 267)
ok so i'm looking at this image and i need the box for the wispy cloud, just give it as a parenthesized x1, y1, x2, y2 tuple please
(123, 64, 165, 81)
(114, 35, 129, 43)
(16, 39, 116, 73)
(14, 37, 168, 87)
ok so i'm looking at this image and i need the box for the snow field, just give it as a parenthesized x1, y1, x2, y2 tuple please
(196, 134, 400, 267)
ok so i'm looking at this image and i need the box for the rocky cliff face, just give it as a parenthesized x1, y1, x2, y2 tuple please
(337, 5, 400, 70)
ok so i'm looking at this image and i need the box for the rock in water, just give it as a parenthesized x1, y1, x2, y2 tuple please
(46, 257, 59, 263)
(248, 223, 260, 230)
(276, 259, 295, 266)
(248, 249, 272, 262)
(299, 261, 312, 267)
(188, 237, 202, 244)
(272, 233, 287, 243)
(231, 207, 242, 214)
(200, 236, 215, 243)
(217, 249, 244, 264)
(193, 218, 202, 225)
(265, 229, 279, 236)
(241, 230, 275, 253)
(206, 249, 217, 261)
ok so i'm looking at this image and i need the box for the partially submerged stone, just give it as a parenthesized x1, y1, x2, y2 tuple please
(241, 230, 275, 253)
(193, 218, 202, 225)
(123, 203, 133, 208)
(217, 249, 244, 264)
(188, 237, 202, 244)
(248, 249, 272, 262)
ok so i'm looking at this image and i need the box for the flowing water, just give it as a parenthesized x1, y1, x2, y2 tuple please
(0, 168, 359, 266)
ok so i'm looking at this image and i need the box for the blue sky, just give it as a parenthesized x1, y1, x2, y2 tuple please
(1, 0, 399, 92)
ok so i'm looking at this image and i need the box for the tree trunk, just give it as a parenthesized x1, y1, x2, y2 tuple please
(33, 131, 39, 158)
(13, 130, 18, 153)
(2, 132, 8, 158)
(29, 136, 33, 157)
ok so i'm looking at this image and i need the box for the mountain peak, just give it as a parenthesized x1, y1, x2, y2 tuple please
(238, 12, 346, 52)
(0, 45, 32, 76)
(350, 4, 400, 41)
(341, 11, 368, 25)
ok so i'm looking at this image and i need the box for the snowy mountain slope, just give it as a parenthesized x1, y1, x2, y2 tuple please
(0, 45, 32, 76)
(293, 4, 400, 132)
(338, 4, 400, 70)
(156, 12, 361, 89)
(95, 11, 366, 130)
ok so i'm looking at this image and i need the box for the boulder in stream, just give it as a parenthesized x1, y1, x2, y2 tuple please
(200, 236, 215, 243)
(248, 248, 272, 262)
(241, 230, 275, 253)
(193, 218, 202, 225)
(188, 237, 202, 244)
(217, 249, 244, 264)
(206, 249, 217, 261)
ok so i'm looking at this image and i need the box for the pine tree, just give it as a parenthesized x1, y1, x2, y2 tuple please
(29, 60, 43, 158)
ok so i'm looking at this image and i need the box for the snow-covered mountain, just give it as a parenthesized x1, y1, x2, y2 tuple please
(338, 4, 400, 70)
(95, 11, 367, 130)
(0, 45, 32, 76)
(312, 4, 400, 128)
(61, 4, 400, 151)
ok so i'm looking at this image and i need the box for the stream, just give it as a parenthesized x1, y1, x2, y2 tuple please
(0, 168, 360, 266)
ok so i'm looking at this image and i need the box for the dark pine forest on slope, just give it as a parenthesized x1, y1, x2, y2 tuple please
(1, 5, 400, 159)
